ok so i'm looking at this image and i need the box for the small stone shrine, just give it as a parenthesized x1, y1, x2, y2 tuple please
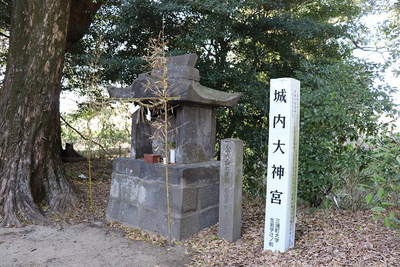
(106, 54, 241, 240)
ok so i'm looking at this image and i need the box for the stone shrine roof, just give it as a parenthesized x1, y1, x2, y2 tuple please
(108, 54, 241, 107)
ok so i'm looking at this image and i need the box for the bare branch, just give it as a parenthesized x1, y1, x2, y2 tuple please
(60, 116, 111, 156)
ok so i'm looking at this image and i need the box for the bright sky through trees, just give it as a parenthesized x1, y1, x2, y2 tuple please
(352, 0, 400, 103)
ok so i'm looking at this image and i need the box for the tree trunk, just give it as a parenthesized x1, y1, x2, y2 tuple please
(0, 0, 77, 227)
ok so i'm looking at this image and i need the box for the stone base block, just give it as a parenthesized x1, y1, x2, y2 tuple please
(106, 158, 220, 240)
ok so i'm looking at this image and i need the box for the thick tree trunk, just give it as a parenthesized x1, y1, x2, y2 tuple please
(0, 0, 77, 226)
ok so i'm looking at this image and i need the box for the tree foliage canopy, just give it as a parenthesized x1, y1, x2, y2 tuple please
(61, 0, 399, 204)
(378, 1, 400, 69)
(49, 0, 400, 206)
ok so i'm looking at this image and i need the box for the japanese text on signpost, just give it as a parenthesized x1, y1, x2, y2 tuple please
(264, 78, 300, 252)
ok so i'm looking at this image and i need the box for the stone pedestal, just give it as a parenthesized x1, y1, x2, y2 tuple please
(106, 158, 220, 240)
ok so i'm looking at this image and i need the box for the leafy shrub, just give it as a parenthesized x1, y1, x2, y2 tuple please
(295, 60, 397, 207)
(360, 132, 400, 228)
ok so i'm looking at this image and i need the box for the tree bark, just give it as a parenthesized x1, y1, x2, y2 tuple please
(0, 0, 77, 227)
(67, 0, 102, 48)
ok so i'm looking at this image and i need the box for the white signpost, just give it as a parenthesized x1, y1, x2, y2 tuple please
(264, 78, 300, 252)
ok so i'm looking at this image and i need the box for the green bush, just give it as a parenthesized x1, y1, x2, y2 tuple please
(295, 60, 397, 207)
(360, 132, 400, 228)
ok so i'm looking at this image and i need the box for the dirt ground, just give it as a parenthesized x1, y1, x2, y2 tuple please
(0, 159, 190, 267)
(0, 222, 190, 267)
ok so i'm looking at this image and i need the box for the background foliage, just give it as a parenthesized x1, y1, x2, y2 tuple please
(59, 0, 400, 208)
(295, 59, 397, 206)
(1, 0, 398, 211)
